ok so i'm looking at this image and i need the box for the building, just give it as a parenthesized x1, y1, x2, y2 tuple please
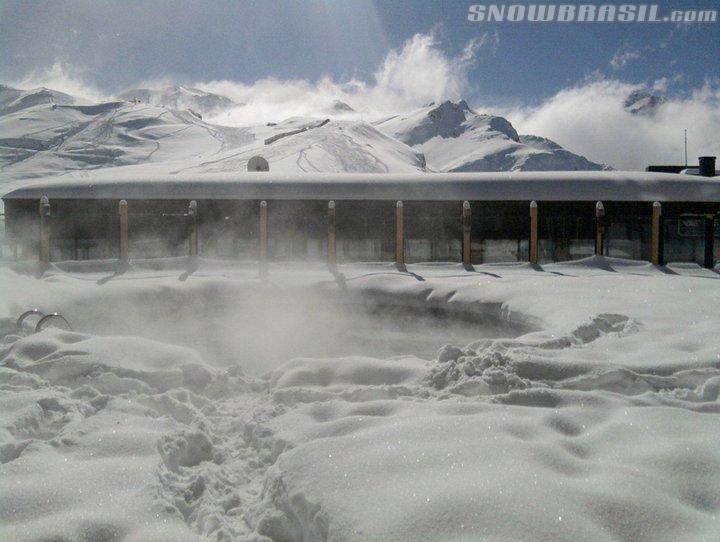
(646, 155, 717, 177)
(2, 170, 719, 268)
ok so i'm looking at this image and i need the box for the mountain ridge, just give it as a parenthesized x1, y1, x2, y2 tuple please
(0, 84, 610, 189)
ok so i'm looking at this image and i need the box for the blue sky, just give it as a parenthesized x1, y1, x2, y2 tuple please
(1, 1, 719, 168)
(1, 0, 718, 105)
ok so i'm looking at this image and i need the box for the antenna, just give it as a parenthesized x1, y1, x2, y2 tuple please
(684, 129, 687, 167)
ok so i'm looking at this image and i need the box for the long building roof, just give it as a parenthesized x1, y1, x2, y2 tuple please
(3, 171, 719, 202)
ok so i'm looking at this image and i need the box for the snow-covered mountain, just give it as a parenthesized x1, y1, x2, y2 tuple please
(0, 84, 79, 116)
(0, 85, 425, 186)
(1, 84, 612, 190)
(166, 116, 425, 175)
(623, 90, 665, 116)
(117, 85, 237, 118)
(376, 100, 609, 172)
(0, 86, 251, 182)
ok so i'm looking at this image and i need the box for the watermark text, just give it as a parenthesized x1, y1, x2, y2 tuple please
(467, 4, 718, 23)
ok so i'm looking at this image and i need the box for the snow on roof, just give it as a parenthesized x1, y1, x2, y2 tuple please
(3, 171, 719, 202)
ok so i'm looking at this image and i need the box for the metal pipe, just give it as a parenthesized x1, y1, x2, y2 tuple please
(699, 156, 716, 177)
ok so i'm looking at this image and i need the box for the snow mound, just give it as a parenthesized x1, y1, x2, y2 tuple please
(4, 328, 213, 394)
(0, 336, 201, 541)
(267, 356, 429, 404)
(263, 399, 720, 541)
(270, 356, 427, 389)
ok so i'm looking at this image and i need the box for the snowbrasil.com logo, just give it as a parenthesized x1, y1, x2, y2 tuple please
(467, 4, 718, 23)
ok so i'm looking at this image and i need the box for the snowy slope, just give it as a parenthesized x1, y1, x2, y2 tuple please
(377, 100, 609, 172)
(117, 85, 238, 117)
(0, 84, 79, 116)
(167, 116, 427, 175)
(0, 95, 252, 182)
(0, 86, 425, 188)
(1, 85, 621, 191)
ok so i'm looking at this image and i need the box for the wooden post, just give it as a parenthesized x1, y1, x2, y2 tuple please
(462, 201, 471, 267)
(595, 201, 605, 256)
(259, 200, 268, 263)
(704, 213, 716, 269)
(327, 200, 336, 269)
(395, 200, 404, 266)
(651, 202, 663, 266)
(188, 200, 198, 258)
(529, 201, 538, 265)
(119, 200, 129, 264)
(39, 195, 50, 265)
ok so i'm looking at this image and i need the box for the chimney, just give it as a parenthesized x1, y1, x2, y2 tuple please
(698, 156, 716, 177)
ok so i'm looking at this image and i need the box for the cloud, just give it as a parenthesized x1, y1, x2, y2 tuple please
(197, 32, 481, 125)
(5, 34, 718, 172)
(4, 32, 482, 126)
(9, 62, 109, 103)
(503, 77, 720, 170)
(609, 48, 641, 70)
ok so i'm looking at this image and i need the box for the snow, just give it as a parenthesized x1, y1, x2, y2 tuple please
(0, 98, 246, 186)
(1, 80, 718, 541)
(376, 100, 610, 172)
(1, 258, 719, 540)
(0, 85, 425, 195)
(117, 85, 238, 117)
(4, 169, 717, 203)
(1, 85, 619, 196)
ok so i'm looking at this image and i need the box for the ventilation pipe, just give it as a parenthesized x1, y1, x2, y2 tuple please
(699, 156, 716, 177)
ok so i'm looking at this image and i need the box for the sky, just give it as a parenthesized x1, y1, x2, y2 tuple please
(1, 0, 719, 168)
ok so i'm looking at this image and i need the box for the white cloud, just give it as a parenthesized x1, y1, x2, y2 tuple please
(5, 32, 482, 126)
(197, 32, 481, 125)
(6, 36, 719, 172)
(10, 62, 109, 103)
(609, 48, 641, 70)
(503, 78, 720, 170)
(652, 77, 669, 93)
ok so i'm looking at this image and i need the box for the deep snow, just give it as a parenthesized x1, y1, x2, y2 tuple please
(1, 258, 719, 541)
